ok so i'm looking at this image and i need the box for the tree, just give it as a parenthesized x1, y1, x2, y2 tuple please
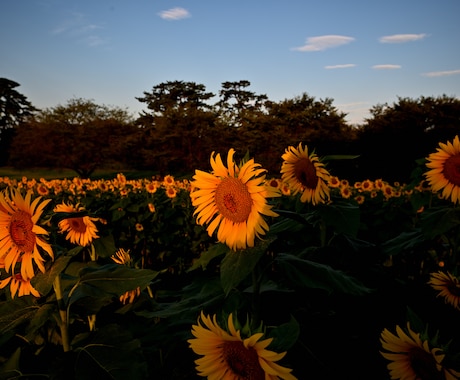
(0, 78, 37, 164)
(262, 93, 354, 174)
(356, 95, 460, 182)
(215, 80, 268, 128)
(9, 98, 136, 177)
(135, 81, 218, 173)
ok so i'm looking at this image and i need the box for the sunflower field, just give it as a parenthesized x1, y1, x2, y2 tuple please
(0, 136, 460, 380)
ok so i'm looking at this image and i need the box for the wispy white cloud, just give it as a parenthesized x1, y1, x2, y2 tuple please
(51, 12, 108, 47)
(158, 7, 190, 20)
(51, 12, 85, 35)
(372, 64, 401, 70)
(421, 69, 460, 77)
(379, 33, 427, 43)
(77, 24, 103, 35)
(85, 35, 106, 47)
(292, 35, 355, 52)
(325, 64, 356, 69)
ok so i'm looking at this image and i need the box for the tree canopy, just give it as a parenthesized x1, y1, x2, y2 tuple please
(2, 78, 459, 180)
(9, 98, 136, 177)
(356, 95, 460, 181)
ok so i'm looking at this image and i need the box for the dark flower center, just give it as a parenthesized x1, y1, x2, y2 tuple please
(223, 340, 265, 380)
(10, 211, 36, 252)
(294, 157, 318, 189)
(443, 153, 460, 186)
(69, 217, 87, 233)
(447, 278, 460, 296)
(215, 177, 252, 223)
(409, 347, 443, 380)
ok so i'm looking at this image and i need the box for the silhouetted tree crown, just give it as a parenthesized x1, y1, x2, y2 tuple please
(0, 78, 38, 164)
(3, 78, 459, 181)
(9, 98, 136, 178)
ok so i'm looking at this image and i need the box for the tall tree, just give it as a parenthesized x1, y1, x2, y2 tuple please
(216, 80, 268, 128)
(135, 81, 217, 173)
(9, 98, 136, 177)
(0, 78, 37, 164)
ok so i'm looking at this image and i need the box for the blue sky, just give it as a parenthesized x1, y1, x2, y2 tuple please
(1, 0, 459, 125)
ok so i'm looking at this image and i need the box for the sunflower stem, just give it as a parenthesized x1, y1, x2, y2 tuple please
(319, 219, 327, 247)
(88, 244, 97, 330)
(89, 243, 97, 261)
(53, 275, 71, 352)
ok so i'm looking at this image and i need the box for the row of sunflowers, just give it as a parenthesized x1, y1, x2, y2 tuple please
(0, 136, 459, 379)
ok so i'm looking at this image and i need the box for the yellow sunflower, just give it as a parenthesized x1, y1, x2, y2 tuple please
(54, 202, 99, 247)
(425, 135, 460, 204)
(0, 272, 41, 299)
(190, 149, 279, 251)
(188, 311, 297, 380)
(165, 186, 177, 199)
(380, 323, 460, 380)
(111, 248, 133, 266)
(428, 271, 460, 310)
(280, 143, 331, 205)
(0, 188, 53, 280)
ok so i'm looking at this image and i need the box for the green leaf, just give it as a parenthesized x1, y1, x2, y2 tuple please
(381, 229, 425, 256)
(220, 238, 273, 296)
(420, 206, 460, 239)
(0, 347, 21, 378)
(266, 316, 300, 352)
(275, 253, 371, 296)
(187, 243, 229, 271)
(74, 323, 148, 380)
(31, 254, 74, 296)
(92, 234, 117, 258)
(68, 264, 159, 309)
(24, 303, 56, 341)
(0, 297, 39, 335)
(140, 276, 224, 319)
(268, 210, 309, 234)
(322, 154, 360, 161)
(315, 202, 360, 237)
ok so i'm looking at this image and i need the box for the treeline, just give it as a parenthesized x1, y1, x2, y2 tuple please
(1, 78, 459, 182)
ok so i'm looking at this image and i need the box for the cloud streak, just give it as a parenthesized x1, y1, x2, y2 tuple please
(292, 35, 355, 52)
(379, 34, 427, 43)
(158, 7, 190, 20)
(372, 64, 401, 70)
(421, 69, 460, 77)
(51, 12, 108, 47)
(325, 64, 356, 69)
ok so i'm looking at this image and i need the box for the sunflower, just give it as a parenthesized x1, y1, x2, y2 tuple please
(54, 202, 99, 247)
(188, 311, 297, 380)
(111, 248, 133, 266)
(163, 174, 175, 187)
(190, 149, 279, 251)
(0, 272, 41, 298)
(280, 143, 331, 205)
(328, 176, 341, 188)
(0, 188, 53, 280)
(380, 323, 460, 380)
(165, 186, 177, 199)
(425, 135, 460, 204)
(428, 271, 460, 310)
